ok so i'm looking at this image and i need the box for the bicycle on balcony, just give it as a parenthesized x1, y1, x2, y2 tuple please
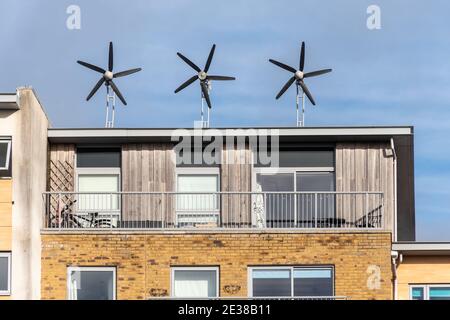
(50, 199, 114, 229)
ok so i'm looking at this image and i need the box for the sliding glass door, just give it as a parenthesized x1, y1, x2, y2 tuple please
(255, 171, 335, 228)
(255, 173, 295, 228)
(296, 172, 335, 227)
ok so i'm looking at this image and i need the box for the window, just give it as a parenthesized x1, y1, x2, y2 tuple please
(172, 267, 219, 298)
(77, 147, 121, 168)
(255, 148, 334, 168)
(249, 266, 334, 298)
(411, 286, 425, 300)
(75, 147, 121, 217)
(254, 170, 335, 228)
(0, 253, 11, 295)
(176, 168, 220, 227)
(67, 267, 116, 300)
(0, 139, 12, 177)
(410, 285, 450, 300)
(77, 172, 120, 211)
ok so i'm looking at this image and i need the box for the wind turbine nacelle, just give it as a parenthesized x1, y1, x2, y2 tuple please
(295, 70, 304, 80)
(104, 71, 114, 81)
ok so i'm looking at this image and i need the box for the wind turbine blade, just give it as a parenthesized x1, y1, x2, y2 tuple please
(174, 75, 198, 93)
(269, 59, 297, 73)
(201, 82, 212, 108)
(204, 44, 216, 72)
(86, 77, 105, 101)
(207, 75, 235, 80)
(77, 61, 105, 74)
(303, 69, 332, 78)
(275, 76, 296, 99)
(109, 42, 113, 71)
(177, 52, 201, 72)
(114, 68, 142, 78)
(300, 42, 305, 71)
(109, 80, 127, 105)
(298, 81, 316, 105)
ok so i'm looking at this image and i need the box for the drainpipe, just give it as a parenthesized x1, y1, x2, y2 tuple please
(390, 138, 398, 241)
(391, 250, 398, 300)
(391, 250, 403, 300)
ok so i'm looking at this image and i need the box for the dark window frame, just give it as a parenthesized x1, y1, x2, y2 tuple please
(67, 266, 116, 300)
(249, 265, 335, 298)
(76, 147, 121, 168)
(0, 138, 12, 178)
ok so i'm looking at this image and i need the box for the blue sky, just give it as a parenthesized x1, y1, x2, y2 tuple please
(0, 0, 449, 240)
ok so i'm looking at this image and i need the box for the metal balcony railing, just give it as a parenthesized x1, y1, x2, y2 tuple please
(42, 191, 384, 230)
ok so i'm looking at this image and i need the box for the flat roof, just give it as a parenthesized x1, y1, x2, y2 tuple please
(0, 93, 19, 110)
(47, 126, 413, 143)
(393, 242, 450, 256)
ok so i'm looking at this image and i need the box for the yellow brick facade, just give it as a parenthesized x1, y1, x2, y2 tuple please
(41, 231, 393, 300)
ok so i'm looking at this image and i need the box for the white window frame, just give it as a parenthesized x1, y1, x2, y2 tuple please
(75, 167, 121, 216)
(175, 167, 220, 226)
(0, 252, 11, 295)
(67, 266, 116, 300)
(409, 284, 450, 300)
(0, 139, 12, 171)
(171, 266, 219, 298)
(247, 266, 334, 298)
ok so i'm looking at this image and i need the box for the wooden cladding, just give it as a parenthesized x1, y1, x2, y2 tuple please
(121, 144, 175, 223)
(220, 143, 253, 226)
(335, 143, 394, 230)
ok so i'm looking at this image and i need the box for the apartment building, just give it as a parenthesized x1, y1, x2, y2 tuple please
(0, 88, 49, 299)
(39, 125, 415, 300)
(392, 242, 450, 300)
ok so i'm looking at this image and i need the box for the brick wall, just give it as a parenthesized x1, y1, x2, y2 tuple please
(41, 232, 392, 300)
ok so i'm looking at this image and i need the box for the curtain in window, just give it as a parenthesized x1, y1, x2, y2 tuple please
(177, 175, 218, 210)
(177, 175, 219, 226)
(69, 270, 114, 300)
(77, 175, 119, 211)
(173, 270, 217, 298)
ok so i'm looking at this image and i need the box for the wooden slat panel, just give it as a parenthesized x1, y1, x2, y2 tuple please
(121, 144, 175, 224)
(221, 142, 252, 226)
(335, 142, 394, 230)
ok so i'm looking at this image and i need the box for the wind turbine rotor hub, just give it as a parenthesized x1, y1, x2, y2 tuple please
(104, 71, 114, 81)
(295, 70, 304, 80)
(198, 71, 207, 81)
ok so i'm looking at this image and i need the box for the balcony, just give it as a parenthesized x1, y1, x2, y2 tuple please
(42, 191, 384, 230)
